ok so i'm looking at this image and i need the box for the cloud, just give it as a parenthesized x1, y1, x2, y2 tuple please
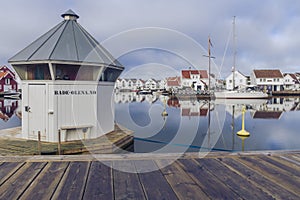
(2, 0, 300, 78)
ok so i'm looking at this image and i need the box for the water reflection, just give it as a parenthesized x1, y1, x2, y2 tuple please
(115, 92, 300, 153)
(1, 93, 300, 153)
(0, 98, 21, 130)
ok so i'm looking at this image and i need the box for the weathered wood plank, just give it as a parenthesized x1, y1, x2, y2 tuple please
(20, 162, 69, 200)
(83, 161, 113, 200)
(156, 159, 209, 200)
(238, 156, 300, 196)
(178, 159, 241, 200)
(53, 161, 90, 200)
(134, 160, 178, 200)
(0, 162, 46, 199)
(196, 158, 274, 199)
(280, 155, 300, 166)
(113, 160, 146, 200)
(0, 162, 24, 186)
(220, 157, 300, 200)
(259, 156, 300, 177)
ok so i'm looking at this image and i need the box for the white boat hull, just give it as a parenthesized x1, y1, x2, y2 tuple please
(214, 91, 268, 99)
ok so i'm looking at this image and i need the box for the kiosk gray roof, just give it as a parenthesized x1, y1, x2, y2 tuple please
(9, 9, 122, 67)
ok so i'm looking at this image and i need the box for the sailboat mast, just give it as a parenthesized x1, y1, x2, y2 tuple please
(232, 16, 236, 90)
(208, 36, 211, 91)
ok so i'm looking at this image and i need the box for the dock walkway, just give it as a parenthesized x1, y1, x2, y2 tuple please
(0, 151, 299, 199)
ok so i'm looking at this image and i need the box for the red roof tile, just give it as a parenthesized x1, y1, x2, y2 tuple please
(182, 108, 190, 116)
(181, 70, 208, 79)
(166, 77, 181, 86)
(253, 69, 283, 78)
(253, 111, 282, 119)
(182, 70, 191, 79)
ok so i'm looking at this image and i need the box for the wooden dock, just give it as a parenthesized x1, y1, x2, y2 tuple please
(0, 124, 133, 155)
(0, 151, 299, 199)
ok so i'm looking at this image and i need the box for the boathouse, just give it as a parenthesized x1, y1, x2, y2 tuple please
(8, 10, 124, 142)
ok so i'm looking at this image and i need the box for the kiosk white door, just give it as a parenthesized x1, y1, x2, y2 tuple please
(28, 84, 46, 139)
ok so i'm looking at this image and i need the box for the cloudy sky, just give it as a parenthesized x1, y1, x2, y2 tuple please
(1, 0, 300, 79)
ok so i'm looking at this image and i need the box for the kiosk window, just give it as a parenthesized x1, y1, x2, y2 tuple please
(99, 67, 122, 82)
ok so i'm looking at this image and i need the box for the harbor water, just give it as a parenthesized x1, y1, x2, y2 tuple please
(1, 94, 300, 154)
(115, 92, 300, 153)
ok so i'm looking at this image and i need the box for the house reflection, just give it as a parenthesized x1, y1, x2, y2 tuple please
(115, 92, 300, 119)
(0, 98, 19, 122)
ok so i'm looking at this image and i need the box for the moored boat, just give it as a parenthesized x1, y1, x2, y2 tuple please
(214, 89, 268, 99)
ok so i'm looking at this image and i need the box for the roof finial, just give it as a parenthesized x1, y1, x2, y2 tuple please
(61, 9, 79, 21)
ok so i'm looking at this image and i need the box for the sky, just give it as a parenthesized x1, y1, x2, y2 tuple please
(1, 0, 300, 79)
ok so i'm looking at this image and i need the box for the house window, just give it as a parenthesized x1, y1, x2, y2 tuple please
(5, 79, 10, 85)
(229, 80, 232, 83)
(260, 79, 262, 82)
(277, 78, 279, 82)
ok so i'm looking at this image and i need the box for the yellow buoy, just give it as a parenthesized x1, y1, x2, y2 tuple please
(237, 106, 250, 137)
(237, 105, 250, 151)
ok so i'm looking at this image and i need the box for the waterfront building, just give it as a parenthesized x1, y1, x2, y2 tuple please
(225, 70, 247, 90)
(165, 76, 181, 92)
(8, 10, 123, 142)
(181, 69, 209, 91)
(115, 78, 126, 90)
(144, 78, 158, 90)
(283, 73, 300, 90)
(0, 65, 18, 93)
(115, 78, 145, 91)
(157, 79, 166, 90)
(250, 69, 284, 92)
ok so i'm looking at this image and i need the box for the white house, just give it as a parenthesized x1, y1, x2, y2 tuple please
(284, 73, 300, 90)
(157, 79, 166, 90)
(133, 79, 145, 90)
(115, 78, 145, 91)
(225, 70, 247, 90)
(181, 69, 209, 91)
(144, 78, 158, 90)
(250, 69, 284, 92)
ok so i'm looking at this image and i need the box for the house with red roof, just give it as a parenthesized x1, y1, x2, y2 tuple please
(0, 66, 18, 93)
(250, 69, 284, 92)
(166, 76, 181, 92)
(181, 69, 209, 91)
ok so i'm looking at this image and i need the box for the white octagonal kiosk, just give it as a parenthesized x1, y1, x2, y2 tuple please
(9, 10, 124, 142)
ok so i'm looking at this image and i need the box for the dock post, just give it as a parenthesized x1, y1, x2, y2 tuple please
(58, 129, 61, 155)
(38, 131, 41, 155)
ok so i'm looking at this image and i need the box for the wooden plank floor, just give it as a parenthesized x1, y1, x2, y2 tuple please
(0, 152, 299, 199)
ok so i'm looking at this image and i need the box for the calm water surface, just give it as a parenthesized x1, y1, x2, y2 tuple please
(115, 93, 300, 153)
(1, 95, 299, 153)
